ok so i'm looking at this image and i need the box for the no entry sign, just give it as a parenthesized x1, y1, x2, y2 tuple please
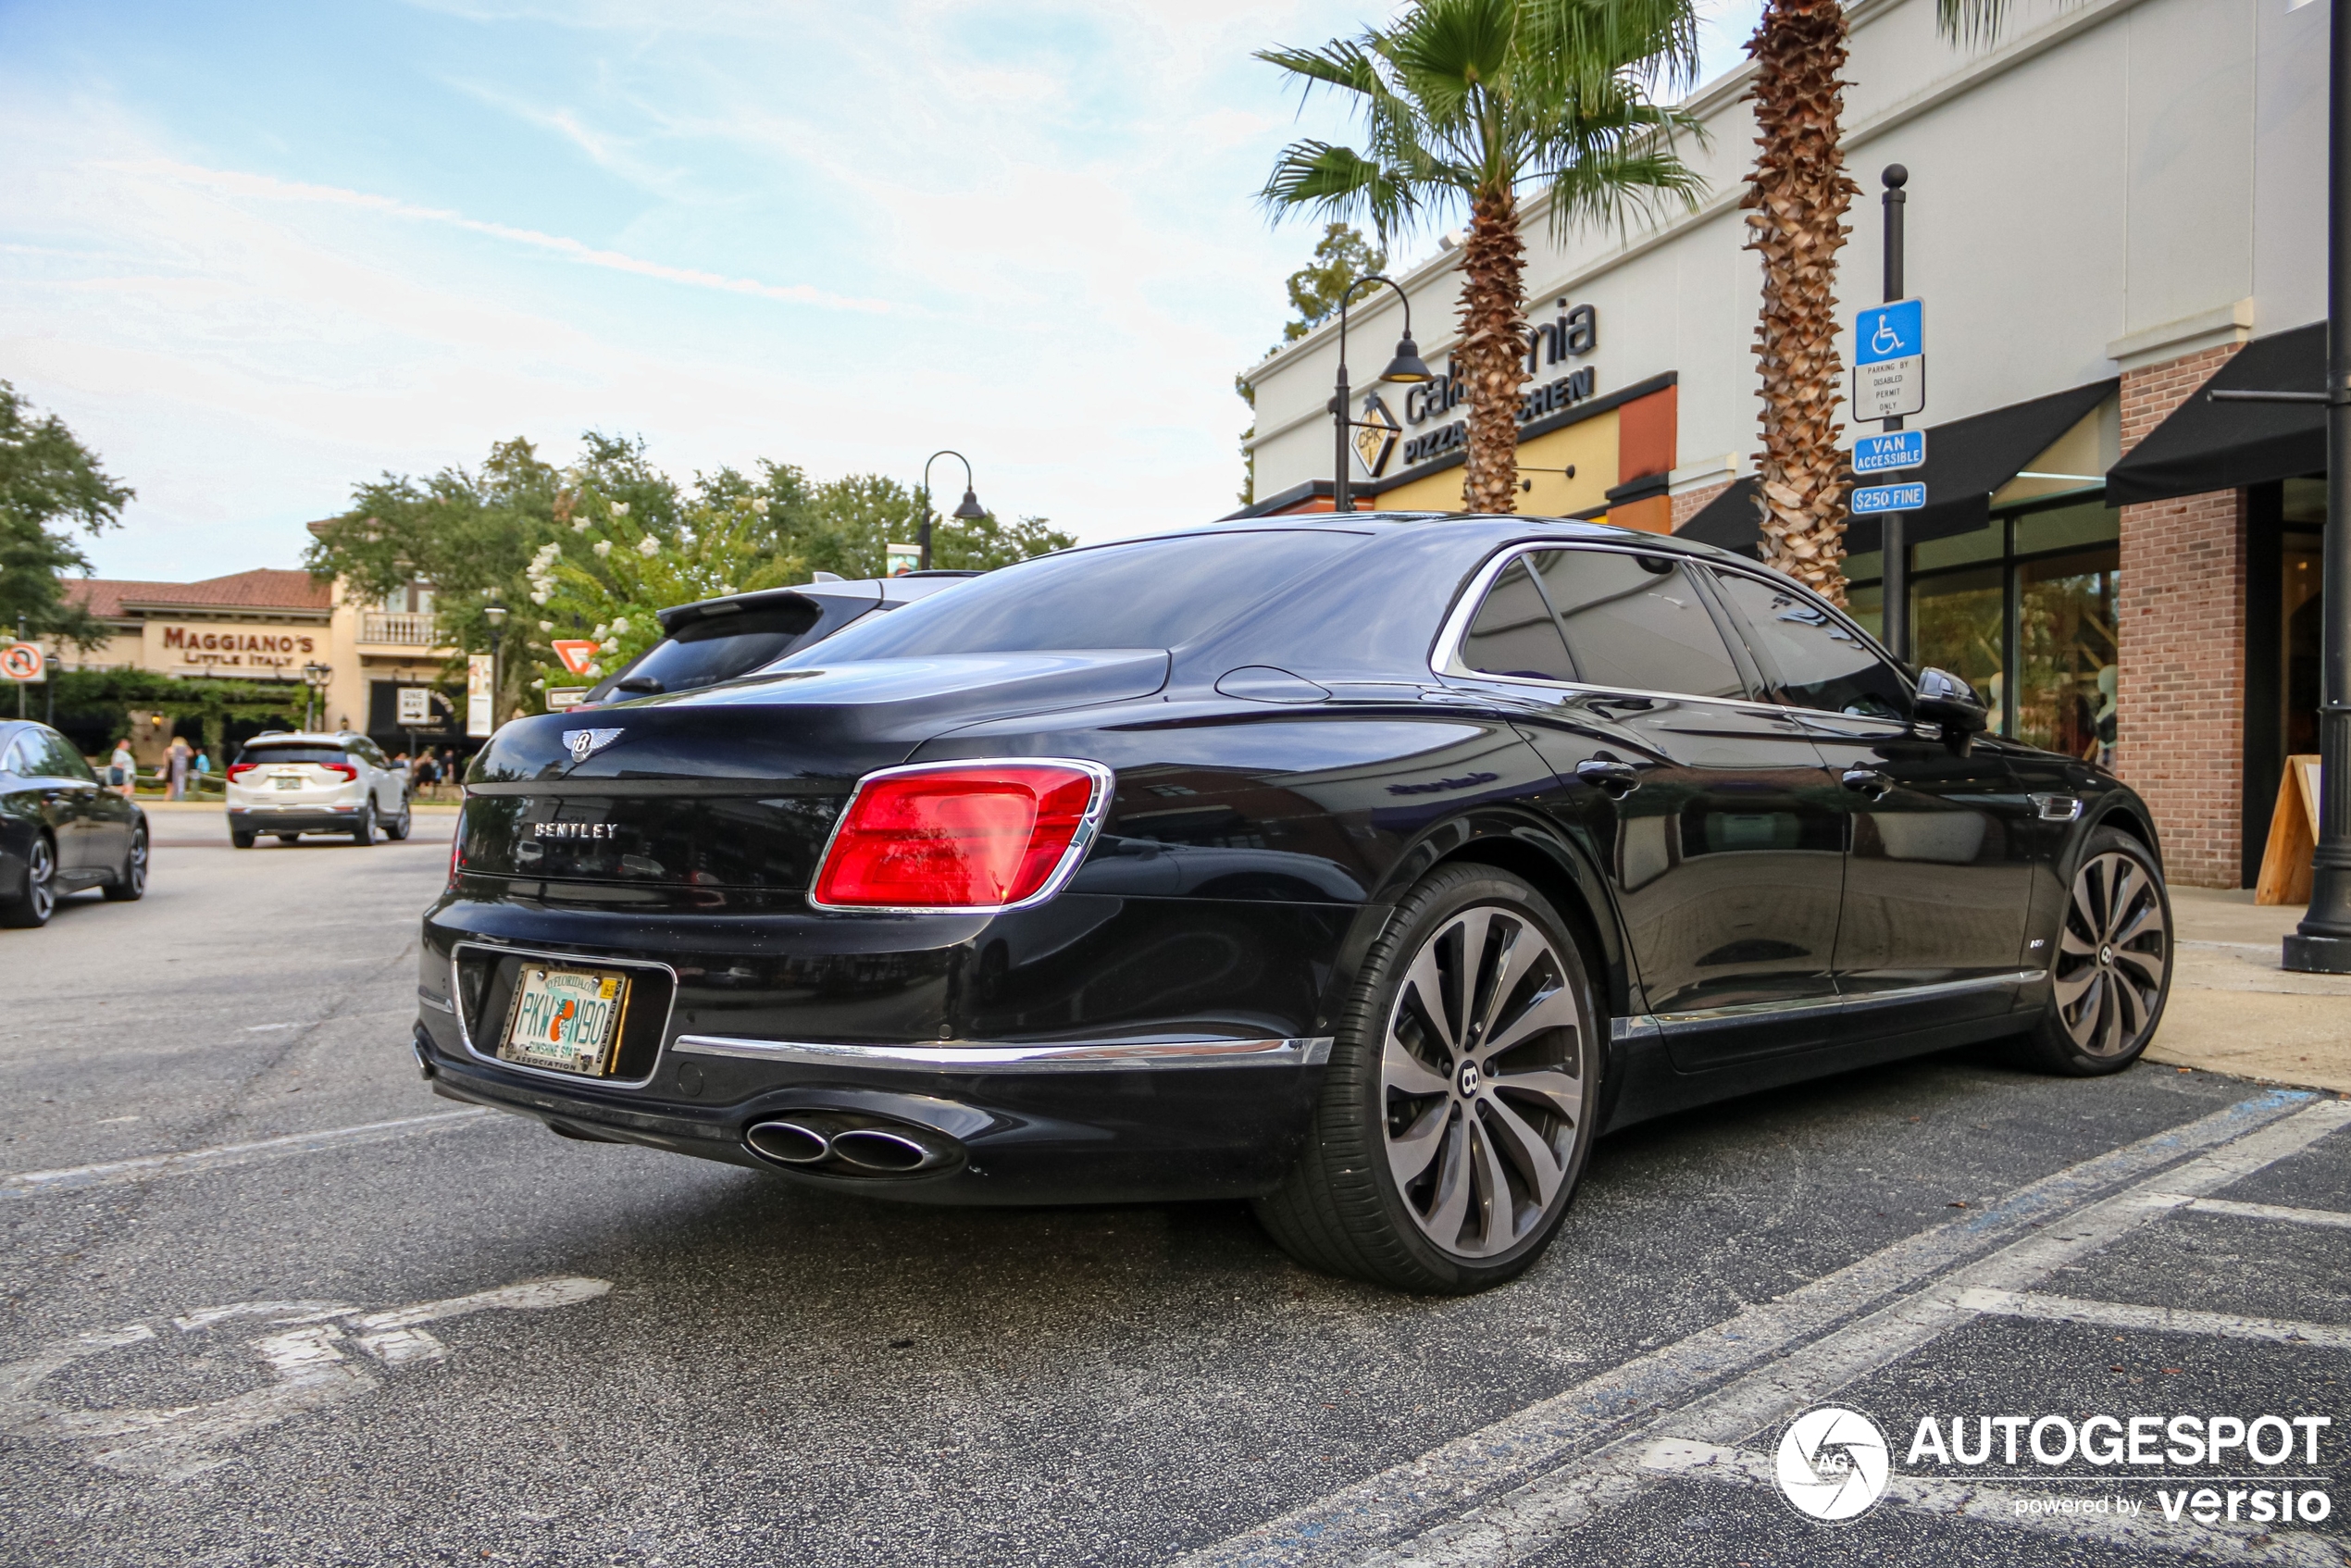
(1, 642, 45, 682)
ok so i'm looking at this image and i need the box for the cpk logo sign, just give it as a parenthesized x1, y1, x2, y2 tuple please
(1777, 1406, 1893, 1522)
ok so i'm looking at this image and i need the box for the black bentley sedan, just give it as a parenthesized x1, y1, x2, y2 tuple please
(1, 719, 148, 927)
(417, 516, 2171, 1292)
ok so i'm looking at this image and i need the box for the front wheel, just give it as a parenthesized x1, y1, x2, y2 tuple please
(102, 825, 147, 901)
(1, 835, 59, 927)
(1253, 865, 1600, 1293)
(2015, 827, 2171, 1076)
(384, 794, 412, 840)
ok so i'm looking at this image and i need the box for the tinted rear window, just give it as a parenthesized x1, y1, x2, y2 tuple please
(623, 604, 839, 693)
(781, 530, 1368, 661)
(235, 745, 351, 766)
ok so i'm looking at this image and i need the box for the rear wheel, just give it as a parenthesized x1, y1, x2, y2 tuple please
(1254, 865, 1600, 1293)
(102, 824, 147, 901)
(351, 803, 376, 846)
(2015, 827, 2171, 1076)
(231, 830, 255, 849)
(384, 793, 412, 840)
(1, 835, 58, 927)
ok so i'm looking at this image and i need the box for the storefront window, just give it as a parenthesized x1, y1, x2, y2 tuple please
(2016, 549, 2119, 764)
(1913, 566, 2005, 715)
(2283, 478, 2326, 758)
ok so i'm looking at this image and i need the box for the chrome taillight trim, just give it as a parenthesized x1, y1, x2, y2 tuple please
(804, 756, 1116, 917)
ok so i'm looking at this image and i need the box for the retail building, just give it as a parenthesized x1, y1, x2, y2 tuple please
(1238, 0, 2326, 890)
(55, 568, 460, 758)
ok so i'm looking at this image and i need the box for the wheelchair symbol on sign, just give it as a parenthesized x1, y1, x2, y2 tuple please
(1871, 320, 1904, 356)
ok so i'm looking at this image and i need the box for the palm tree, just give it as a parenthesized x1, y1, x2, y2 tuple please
(1746, 0, 2013, 602)
(1260, 0, 1705, 515)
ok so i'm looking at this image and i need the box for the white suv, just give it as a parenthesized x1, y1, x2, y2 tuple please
(226, 731, 413, 847)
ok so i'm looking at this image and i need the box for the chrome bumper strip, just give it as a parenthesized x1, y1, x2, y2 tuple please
(669, 1034, 1335, 1071)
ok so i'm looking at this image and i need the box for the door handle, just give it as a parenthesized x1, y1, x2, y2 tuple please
(1840, 767, 1894, 800)
(1575, 759, 1641, 798)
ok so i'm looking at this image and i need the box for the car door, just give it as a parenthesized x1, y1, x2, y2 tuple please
(44, 728, 128, 872)
(1707, 566, 2034, 1032)
(1442, 546, 1848, 1061)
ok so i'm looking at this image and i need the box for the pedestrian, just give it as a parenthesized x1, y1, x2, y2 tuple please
(108, 737, 135, 797)
(167, 736, 192, 801)
(414, 752, 438, 795)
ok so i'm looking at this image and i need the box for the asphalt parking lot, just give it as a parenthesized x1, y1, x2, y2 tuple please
(2, 826, 2345, 1566)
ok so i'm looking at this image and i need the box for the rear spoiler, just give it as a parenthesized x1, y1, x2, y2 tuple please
(653, 586, 837, 635)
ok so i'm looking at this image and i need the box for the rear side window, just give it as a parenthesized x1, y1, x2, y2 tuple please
(1533, 549, 1746, 700)
(1461, 558, 1576, 681)
(1710, 569, 1911, 721)
(785, 530, 1368, 661)
(40, 732, 95, 782)
(235, 745, 351, 767)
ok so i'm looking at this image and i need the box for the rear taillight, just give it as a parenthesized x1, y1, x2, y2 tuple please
(810, 761, 1111, 912)
(324, 763, 358, 780)
(448, 823, 465, 887)
(226, 763, 255, 780)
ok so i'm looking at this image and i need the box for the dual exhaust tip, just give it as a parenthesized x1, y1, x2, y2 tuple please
(745, 1114, 960, 1176)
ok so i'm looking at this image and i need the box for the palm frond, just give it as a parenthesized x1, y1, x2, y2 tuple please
(1259, 141, 1423, 242)
(1935, 0, 2012, 47)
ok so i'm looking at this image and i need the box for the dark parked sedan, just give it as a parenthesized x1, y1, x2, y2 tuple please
(417, 516, 2172, 1292)
(0, 720, 147, 927)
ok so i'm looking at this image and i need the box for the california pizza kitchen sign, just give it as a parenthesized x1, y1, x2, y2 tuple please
(1356, 302, 1601, 479)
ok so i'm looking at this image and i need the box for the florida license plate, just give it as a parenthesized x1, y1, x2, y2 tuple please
(274, 776, 301, 790)
(499, 966, 631, 1076)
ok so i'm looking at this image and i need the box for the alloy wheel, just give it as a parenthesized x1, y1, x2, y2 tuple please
(25, 838, 56, 922)
(1379, 903, 1586, 1260)
(127, 829, 146, 892)
(2052, 851, 2168, 1056)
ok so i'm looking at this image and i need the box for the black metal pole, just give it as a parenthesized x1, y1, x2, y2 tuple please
(1879, 165, 1911, 666)
(919, 451, 975, 570)
(1332, 330, 1354, 516)
(2285, 0, 2351, 973)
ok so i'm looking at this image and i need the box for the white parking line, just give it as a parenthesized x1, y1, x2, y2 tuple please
(1633, 1439, 2343, 1567)
(0, 1109, 495, 1198)
(2178, 1195, 2351, 1230)
(1178, 1090, 2344, 1568)
(1958, 1288, 2351, 1350)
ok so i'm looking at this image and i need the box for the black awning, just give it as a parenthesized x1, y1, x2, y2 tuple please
(1673, 378, 2117, 557)
(2105, 323, 2325, 504)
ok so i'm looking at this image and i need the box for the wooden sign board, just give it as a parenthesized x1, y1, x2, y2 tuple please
(2255, 754, 2321, 906)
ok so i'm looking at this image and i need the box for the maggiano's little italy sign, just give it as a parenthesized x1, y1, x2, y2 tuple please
(151, 623, 321, 675)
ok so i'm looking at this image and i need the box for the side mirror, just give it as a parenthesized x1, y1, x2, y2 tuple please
(1915, 666, 1989, 734)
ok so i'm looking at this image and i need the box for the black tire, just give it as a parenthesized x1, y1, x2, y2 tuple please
(231, 830, 255, 849)
(352, 803, 376, 846)
(384, 794, 412, 841)
(2014, 826, 2171, 1076)
(1253, 864, 1602, 1293)
(102, 824, 147, 901)
(1, 834, 58, 928)
(275, 834, 300, 844)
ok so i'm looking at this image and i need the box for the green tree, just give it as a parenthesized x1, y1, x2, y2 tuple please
(0, 381, 134, 650)
(1259, 0, 1703, 514)
(1746, 0, 2014, 602)
(1236, 224, 1391, 504)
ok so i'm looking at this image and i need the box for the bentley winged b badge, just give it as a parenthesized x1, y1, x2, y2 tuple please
(563, 728, 624, 764)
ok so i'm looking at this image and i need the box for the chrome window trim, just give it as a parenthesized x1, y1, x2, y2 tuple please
(447, 940, 681, 1090)
(670, 1034, 1334, 1072)
(804, 756, 1116, 916)
(1429, 541, 1796, 718)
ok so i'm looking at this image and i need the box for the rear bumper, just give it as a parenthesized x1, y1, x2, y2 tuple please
(230, 806, 361, 833)
(415, 885, 1356, 1204)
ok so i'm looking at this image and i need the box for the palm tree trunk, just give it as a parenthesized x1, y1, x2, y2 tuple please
(1458, 184, 1526, 515)
(1743, 0, 1860, 603)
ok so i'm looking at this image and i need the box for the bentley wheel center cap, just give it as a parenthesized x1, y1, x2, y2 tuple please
(1458, 1063, 1482, 1097)
(2099, 945, 2114, 965)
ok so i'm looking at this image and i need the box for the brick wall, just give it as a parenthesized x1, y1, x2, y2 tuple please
(1671, 480, 1732, 532)
(2115, 342, 2246, 888)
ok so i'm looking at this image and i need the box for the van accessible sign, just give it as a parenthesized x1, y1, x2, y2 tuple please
(1853, 429, 1926, 474)
(1852, 299, 1924, 421)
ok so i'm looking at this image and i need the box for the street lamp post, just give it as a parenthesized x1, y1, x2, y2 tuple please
(1330, 276, 1434, 514)
(918, 452, 988, 571)
(482, 604, 508, 730)
(300, 661, 332, 733)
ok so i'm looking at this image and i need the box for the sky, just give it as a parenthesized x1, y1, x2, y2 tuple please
(0, 0, 1765, 582)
